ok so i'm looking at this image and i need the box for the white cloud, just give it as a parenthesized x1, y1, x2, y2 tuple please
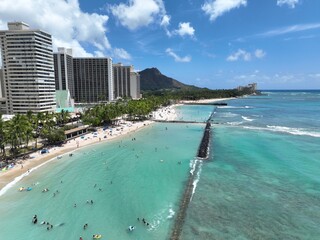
(308, 73, 320, 79)
(227, 49, 251, 61)
(113, 48, 132, 60)
(161, 14, 172, 36)
(173, 22, 195, 37)
(110, 0, 166, 30)
(0, 0, 112, 57)
(227, 48, 266, 61)
(277, 0, 299, 8)
(257, 23, 320, 38)
(255, 49, 266, 59)
(160, 14, 170, 27)
(166, 48, 191, 62)
(202, 0, 247, 21)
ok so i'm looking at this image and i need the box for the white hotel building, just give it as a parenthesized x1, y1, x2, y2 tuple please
(0, 22, 56, 114)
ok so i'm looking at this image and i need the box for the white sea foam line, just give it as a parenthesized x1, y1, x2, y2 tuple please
(148, 203, 174, 231)
(217, 106, 254, 109)
(0, 152, 72, 197)
(242, 125, 320, 138)
(226, 121, 243, 126)
(189, 158, 198, 175)
(190, 161, 203, 202)
(241, 116, 255, 122)
(167, 207, 175, 219)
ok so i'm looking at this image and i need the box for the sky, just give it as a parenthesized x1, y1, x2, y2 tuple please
(0, 0, 320, 90)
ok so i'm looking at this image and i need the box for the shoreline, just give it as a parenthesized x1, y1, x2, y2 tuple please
(0, 119, 155, 195)
(0, 98, 231, 194)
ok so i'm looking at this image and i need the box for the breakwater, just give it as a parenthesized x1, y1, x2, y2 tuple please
(184, 102, 227, 106)
(170, 162, 200, 240)
(170, 115, 212, 240)
(197, 122, 211, 159)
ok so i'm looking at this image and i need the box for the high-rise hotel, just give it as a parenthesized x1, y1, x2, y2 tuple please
(73, 57, 114, 103)
(113, 63, 140, 100)
(0, 22, 56, 114)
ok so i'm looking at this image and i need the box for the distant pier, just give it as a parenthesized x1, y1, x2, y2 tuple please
(153, 120, 206, 124)
(183, 102, 227, 106)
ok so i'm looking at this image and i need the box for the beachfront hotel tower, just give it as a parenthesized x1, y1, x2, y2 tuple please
(113, 63, 141, 100)
(0, 22, 56, 114)
(130, 71, 141, 99)
(73, 57, 114, 103)
(53, 48, 75, 109)
(53, 48, 74, 96)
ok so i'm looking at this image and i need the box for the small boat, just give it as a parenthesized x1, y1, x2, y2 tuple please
(128, 225, 135, 231)
(93, 234, 102, 239)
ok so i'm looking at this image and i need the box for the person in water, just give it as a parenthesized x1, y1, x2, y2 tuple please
(83, 223, 88, 229)
(32, 215, 38, 224)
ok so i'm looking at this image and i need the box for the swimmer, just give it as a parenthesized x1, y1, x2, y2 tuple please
(128, 225, 135, 231)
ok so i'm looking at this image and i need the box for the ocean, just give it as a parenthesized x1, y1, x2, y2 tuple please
(181, 90, 320, 240)
(0, 90, 319, 240)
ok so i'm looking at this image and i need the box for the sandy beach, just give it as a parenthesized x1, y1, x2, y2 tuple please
(0, 99, 229, 193)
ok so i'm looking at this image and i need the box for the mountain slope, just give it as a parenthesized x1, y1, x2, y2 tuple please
(139, 68, 199, 91)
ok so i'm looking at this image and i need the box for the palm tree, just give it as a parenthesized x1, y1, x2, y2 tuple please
(0, 114, 6, 160)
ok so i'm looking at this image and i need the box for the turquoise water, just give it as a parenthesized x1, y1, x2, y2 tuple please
(175, 104, 214, 122)
(0, 123, 205, 240)
(1, 91, 320, 240)
(181, 90, 320, 239)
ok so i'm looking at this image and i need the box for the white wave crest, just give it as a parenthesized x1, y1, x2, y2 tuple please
(242, 125, 320, 138)
(189, 158, 198, 175)
(190, 161, 202, 202)
(167, 208, 175, 219)
(241, 116, 255, 122)
(226, 121, 243, 126)
(219, 112, 239, 117)
(267, 125, 320, 137)
(0, 154, 66, 197)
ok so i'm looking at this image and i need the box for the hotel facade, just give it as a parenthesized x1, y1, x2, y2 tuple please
(113, 63, 140, 100)
(0, 22, 56, 114)
(73, 57, 114, 103)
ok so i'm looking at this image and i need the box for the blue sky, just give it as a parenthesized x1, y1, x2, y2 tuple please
(0, 0, 320, 89)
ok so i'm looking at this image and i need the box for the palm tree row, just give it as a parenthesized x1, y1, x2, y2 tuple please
(81, 97, 171, 127)
(0, 110, 71, 161)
